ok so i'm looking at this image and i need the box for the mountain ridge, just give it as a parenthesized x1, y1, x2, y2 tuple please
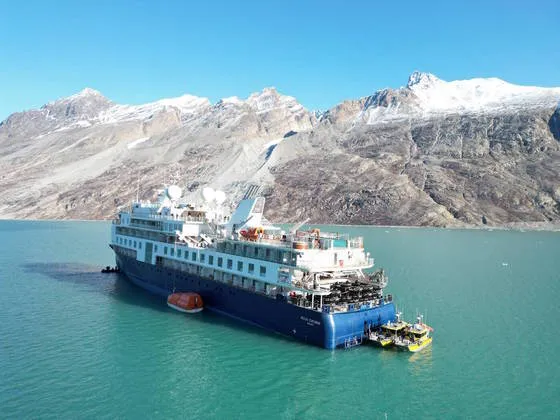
(1, 72, 559, 227)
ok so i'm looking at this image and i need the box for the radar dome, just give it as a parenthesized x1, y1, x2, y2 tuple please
(202, 187, 216, 202)
(215, 190, 226, 204)
(166, 185, 182, 201)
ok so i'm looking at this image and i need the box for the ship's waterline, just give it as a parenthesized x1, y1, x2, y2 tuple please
(1, 220, 559, 418)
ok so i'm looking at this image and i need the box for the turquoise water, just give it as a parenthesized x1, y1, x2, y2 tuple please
(1, 220, 559, 419)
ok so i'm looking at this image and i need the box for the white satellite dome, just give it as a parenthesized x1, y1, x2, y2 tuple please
(202, 187, 216, 202)
(215, 190, 226, 204)
(166, 185, 182, 201)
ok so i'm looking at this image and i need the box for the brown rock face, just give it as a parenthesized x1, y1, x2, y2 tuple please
(1, 75, 560, 228)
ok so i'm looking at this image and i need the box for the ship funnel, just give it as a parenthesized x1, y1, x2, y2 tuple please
(225, 196, 265, 236)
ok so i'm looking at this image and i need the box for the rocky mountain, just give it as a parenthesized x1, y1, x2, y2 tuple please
(1, 72, 559, 227)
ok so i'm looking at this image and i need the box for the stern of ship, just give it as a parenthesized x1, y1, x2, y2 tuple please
(321, 302, 396, 349)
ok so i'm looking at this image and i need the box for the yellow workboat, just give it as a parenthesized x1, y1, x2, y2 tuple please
(368, 330, 394, 347)
(393, 315, 433, 352)
(368, 313, 409, 347)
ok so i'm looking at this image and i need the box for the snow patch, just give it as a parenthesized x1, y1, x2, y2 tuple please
(52, 120, 93, 132)
(57, 136, 90, 154)
(261, 138, 283, 151)
(46, 88, 106, 106)
(220, 96, 243, 105)
(407, 71, 440, 88)
(99, 95, 210, 124)
(75, 120, 92, 128)
(127, 137, 150, 149)
(69, 88, 105, 100)
(409, 76, 560, 114)
(246, 87, 302, 114)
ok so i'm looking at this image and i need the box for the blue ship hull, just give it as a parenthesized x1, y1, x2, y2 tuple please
(115, 250, 396, 349)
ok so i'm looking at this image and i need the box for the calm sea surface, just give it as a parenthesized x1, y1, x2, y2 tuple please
(1, 220, 559, 419)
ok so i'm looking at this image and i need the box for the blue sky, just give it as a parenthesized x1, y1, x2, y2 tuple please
(1, 0, 559, 119)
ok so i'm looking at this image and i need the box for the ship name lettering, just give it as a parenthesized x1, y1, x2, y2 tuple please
(300, 316, 321, 326)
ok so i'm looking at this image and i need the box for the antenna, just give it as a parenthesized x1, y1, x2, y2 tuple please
(136, 173, 140, 202)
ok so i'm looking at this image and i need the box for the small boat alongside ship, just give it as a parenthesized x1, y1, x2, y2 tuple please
(393, 315, 433, 352)
(167, 292, 204, 313)
(367, 313, 433, 352)
(101, 266, 120, 273)
(368, 313, 410, 348)
(109, 184, 433, 351)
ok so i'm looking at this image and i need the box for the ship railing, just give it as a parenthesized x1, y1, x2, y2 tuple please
(172, 238, 216, 248)
(239, 234, 361, 251)
(215, 239, 298, 266)
(321, 298, 386, 314)
(291, 233, 365, 249)
(289, 296, 387, 313)
(230, 233, 365, 252)
(296, 257, 374, 271)
(132, 202, 159, 208)
(232, 235, 294, 249)
(254, 237, 293, 248)
(138, 213, 206, 223)
(314, 232, 350, 240)
(183, 216, 206, 223)
(146, 214, 171, 221)
(348, 238, 364, 248)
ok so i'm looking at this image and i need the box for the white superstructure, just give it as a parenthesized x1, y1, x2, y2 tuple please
(111, 185, 387, 313)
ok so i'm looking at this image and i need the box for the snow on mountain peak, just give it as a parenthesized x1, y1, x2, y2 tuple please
(77, 87, 104, 97)
(38, 87, 112, 126)
(407, 71, 440, 88)
(246, 87, 280, 111)
(98, 94, 210, 124)
(56, 88, 108, 103)
(409, 75, 560, 114)
(46, 88, 109, 106)
(246, 87, 303, 114)
(218, 96, 243, 106)
(153, 94, 211, 113)
(360, 73, 560, 125)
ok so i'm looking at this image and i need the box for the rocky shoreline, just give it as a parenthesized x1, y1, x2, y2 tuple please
(1, 216, 559, 232)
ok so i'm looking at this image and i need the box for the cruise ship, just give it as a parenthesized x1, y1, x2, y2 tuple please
(110, 185, 397, 349)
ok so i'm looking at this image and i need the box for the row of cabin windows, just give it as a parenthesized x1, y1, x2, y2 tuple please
(232, 242, 272, 258)
(130, 218, 158, 228)
(164, 223, 182, 232)
(118, 238, 268, 278)
(156, 245, 267, 277)
(151, 243, 266, 277)
(218, 241, 296, 266)
(118, 237, 142, 250)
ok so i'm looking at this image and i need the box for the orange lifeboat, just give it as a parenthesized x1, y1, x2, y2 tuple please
(167, 292, 204, 313)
